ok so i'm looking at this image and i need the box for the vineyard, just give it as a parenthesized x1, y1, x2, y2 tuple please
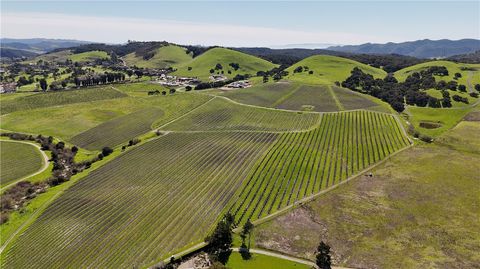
(1, 132, 278, 268)
(162, 97, 320, 132)
(222, 81, 299, 107)
(228, 111, 410, 225)
(0, 141, 45, 186)
(1, 87, 127, 115)
(70, 107, 164, 150)
(275, 85, 339, 112)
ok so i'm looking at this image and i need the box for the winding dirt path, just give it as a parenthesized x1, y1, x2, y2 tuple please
(231, 247, 355, 269)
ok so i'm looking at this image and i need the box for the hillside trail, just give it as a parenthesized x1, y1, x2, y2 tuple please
(0, 140, 50, 192)
(231, 247, 356, 269)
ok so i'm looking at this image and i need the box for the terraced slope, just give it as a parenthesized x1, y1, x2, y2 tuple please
(1, 132, 278, 269)
(123, 45, 193, 68)
(0, 141, 45, 186)
(0, 87, 127, 115)
(161, 97, 320, 132)
(286, 55, 387, 84)
(70, 108, 164, 150)
(229, 111, 410, 225)
(173, 47, 277, 80)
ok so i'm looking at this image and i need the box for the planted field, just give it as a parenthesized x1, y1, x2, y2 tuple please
(332, 86, 383, 111)
(222, 81, 298, 107)
(70, 108, 164, 150)
(0, 87, 127, 115)
(229, 111, 410, 225)
(2, 132, 278, 268)
(0, 141, 45, 186)
(162, 97, 320, 132)
(275, 85, 339, 112)
(1, 93, 212, 142)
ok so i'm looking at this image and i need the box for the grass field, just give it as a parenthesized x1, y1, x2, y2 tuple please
(1, 132, 278, 268)
(1, 92, 212, 143)
(173, 47, 277, 80)
(229, 111, 410, 225)
(226, 252, 310, 269)
(123, 45, 192, 69)
(70, 107, 164, 150)
(394, 60, 480, 91)
(254, 120, 480, 269)
(0, 87, 127, 115)
(67, 50, 110, 62)
(161, 97, 320, 132)
(0, 141, 45, 186)
(407, 106, 473, 137)
(275, 85, 338, 112)
(286, 55, 387, 85)
(114, 81, 170, 97)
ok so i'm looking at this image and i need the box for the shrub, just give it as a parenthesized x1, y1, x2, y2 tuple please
(101, 147, 114, 157)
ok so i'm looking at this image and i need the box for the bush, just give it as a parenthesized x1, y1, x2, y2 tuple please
(470, 92, 479, 98)
(102, 147, 114, 157)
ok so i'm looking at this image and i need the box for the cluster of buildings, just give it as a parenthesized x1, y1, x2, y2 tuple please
(0, 82, 17, 94)
(156, 74, 201, 87)
(223, 80, 251, 89)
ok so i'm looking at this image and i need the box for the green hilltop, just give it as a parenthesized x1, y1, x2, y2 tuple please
(122, 45, 193, 69)
(172, 47, 278, 80)
(286, 55, 387, 85)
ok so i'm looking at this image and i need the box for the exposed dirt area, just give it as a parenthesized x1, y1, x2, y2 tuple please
(464, 111, 480, 121)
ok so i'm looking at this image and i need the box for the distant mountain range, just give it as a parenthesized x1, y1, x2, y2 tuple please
(327, 39, 480, 59)
(1, 38, 94, 58)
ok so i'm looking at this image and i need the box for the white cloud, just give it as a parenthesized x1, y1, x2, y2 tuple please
(1, 12, 389, 46)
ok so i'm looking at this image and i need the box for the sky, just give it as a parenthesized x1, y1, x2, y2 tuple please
(1, 1, 479, 47)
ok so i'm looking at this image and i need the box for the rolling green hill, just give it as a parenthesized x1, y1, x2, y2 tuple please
(173, 47, 278, 80)
(394, 60, 480, 91)
(67, 50, 110, 62)
(122, 45, 193, 68)
(286, 55, 387, 84)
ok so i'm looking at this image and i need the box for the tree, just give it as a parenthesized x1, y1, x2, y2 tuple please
(215, 63, 223, 70)
(239, 219, 254, 260)
(475, 84, 480, 92)
(316, 241, 332, 269)
(205, 213, 234, 264)
(101, 147, 113, 157)
(185, 86, 192, 91)
(210, 69, 215, 74)
(454, 72, 462, 79)
(39, 78, 48, 91)
(458, 84, 467, 92)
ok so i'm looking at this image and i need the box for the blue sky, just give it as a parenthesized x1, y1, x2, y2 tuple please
(2, 1, 479, 47)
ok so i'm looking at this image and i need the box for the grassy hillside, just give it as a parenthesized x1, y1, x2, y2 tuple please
(173, 47, 277, 80)
(68, 50, 110, 62)
(254, 119, 480, 268)
(394, 60, 480, 91)
(286, 55, 387, 84)
(0, 141, 45, 186)
(123, 45, 192, 68)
